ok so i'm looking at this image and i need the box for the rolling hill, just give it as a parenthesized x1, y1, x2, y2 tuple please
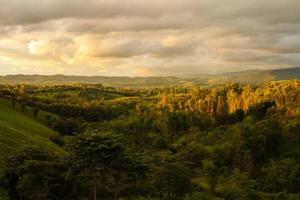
(0, 75, 183, 87)
(0, 98, 65, 168)
(196, 67, 300, 84)
(0, 67, 299, 87)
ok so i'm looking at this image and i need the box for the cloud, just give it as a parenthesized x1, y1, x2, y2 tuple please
(27, 38, 77, 63)
(75, 32, 198, 59)
(0, 0, 300, 76)
(28, 40, 52, 55)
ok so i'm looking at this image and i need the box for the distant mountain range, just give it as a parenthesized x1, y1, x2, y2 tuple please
(0, 67, 299, 87)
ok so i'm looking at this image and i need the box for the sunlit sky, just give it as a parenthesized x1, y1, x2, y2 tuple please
(0, 0, 300, 76)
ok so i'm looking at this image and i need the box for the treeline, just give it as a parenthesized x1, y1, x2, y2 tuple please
(19, 97, 136, 122)
(157, 80, 299, 122)
(0, 84, 142, 122)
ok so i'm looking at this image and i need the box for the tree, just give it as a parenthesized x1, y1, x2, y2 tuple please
(11, 98, 16, 109)
(202, 160, 220, 194)
(149, 151, 192, 200)
(0, 147, 58, 200)
(240, 118, 284, 174)
(17, 84, 26, 97)
(260, 159, 300, 193)
(33, 107, 39, 118)
(247, 101, 276, 120)
(228, 109, 245, 124)
(52, 118, 83, 136)
(184, 192, 223, 200)
(67, 131, 146, 200)
(20, 103, 26, 113)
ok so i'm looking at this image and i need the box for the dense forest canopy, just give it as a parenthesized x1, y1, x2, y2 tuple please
(0, 79, 299, 200)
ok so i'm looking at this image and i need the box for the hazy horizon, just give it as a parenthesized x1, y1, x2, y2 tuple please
(1, 0, 300, 76)
(0, 66, 298, 78)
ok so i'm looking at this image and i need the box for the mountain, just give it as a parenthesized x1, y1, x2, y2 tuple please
(0, 98, 65, 167)
(0, 67, 299, 87)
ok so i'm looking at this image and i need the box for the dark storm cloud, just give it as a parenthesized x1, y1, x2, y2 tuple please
(1, 0, 299, 28)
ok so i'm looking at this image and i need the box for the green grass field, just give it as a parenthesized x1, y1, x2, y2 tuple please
(0, 98, 65, 168)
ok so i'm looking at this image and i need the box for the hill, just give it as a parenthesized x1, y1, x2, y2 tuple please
(199, 67, 300, 84)
(0, 67, 299, 87)
(0, 75, 184, 87)
(0, 98, 65, 167)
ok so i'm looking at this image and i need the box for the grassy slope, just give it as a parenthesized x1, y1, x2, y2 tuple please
(0, 98, 65, 167)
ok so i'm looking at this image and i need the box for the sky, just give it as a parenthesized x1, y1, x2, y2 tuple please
(0, 0, 300, 76)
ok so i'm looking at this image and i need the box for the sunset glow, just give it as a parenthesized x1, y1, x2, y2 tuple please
(0, 0, 300, 76)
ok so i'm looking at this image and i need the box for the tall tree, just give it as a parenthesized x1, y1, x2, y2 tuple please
(67, 131, 146, 200)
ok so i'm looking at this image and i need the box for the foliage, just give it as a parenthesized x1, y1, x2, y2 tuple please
(0, 80, 299, 199)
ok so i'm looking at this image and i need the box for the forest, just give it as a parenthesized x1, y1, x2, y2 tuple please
(0, 80, 299, 200)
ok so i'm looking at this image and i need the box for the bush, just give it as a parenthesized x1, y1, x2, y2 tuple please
(184, 192, 224, 200)
(49, 135, 64, 146)
(52, 118, 83, 136)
